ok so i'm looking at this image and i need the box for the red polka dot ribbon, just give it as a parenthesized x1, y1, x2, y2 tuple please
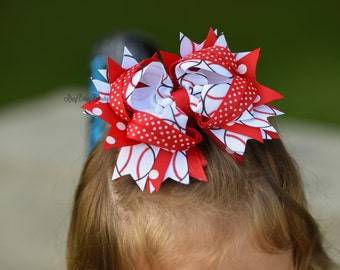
(127, 112, 201, 151)
(82, 28, 284, 192)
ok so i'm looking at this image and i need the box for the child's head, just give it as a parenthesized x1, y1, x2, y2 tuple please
(67, 135, 334, 270)
(67, 29, 336, 269)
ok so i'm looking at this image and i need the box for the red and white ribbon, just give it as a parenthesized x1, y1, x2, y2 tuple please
(82, 29, 284, 192)
(173, 29, 283, 158)
(83, 48, 206, 192)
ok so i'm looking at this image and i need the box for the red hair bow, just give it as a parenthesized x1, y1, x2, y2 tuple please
(82, 29, 283, 192)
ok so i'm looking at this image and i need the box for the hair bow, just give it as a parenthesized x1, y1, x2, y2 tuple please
(82, 28, 283, 192)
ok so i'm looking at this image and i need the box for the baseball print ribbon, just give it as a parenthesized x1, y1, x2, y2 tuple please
(82, 28, 284, 192)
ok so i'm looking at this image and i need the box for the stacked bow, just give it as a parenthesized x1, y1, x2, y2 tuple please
(82, 28, 283, 192)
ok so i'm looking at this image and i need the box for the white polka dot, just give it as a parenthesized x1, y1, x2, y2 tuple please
(92, 107, 102, 116)
(116, 122, 126, 130)
(254, 95, 261, 103)
(149, 169, 159, 180)
(106, 136, 116, 144)
(238, 64, 247, 75)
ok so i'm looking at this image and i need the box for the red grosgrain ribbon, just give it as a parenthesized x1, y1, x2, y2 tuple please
(126, 112, 202, 151)
(171, 88, 198, 128)
(196, 76, 257, 129)
(81, 97, 136, 149)
(121, 112, 205, 192)
(181, 45, 237, 75)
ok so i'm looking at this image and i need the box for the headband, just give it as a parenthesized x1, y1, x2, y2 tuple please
(82, 28, 284, 192)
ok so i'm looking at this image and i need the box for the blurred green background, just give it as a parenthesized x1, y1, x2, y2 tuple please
(1, 0, 339, 126)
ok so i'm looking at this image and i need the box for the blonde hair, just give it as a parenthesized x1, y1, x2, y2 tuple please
(67, 134, 337, 269)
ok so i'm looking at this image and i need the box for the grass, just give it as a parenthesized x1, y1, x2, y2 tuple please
(1, 0, 340, 126)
